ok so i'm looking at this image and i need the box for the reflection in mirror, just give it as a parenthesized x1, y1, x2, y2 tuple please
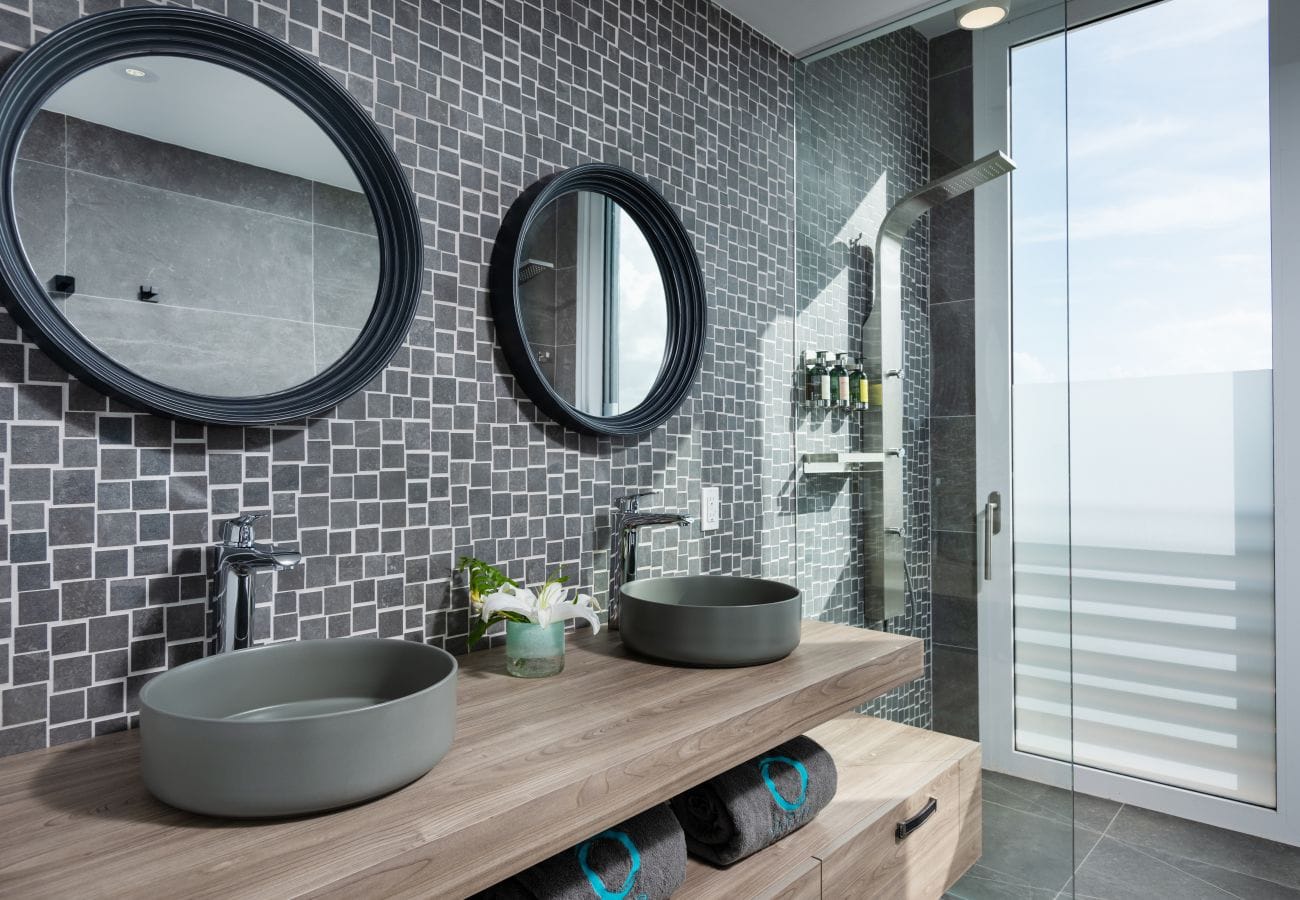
(516, 191, 668, 417)
(11, 55, 378, 398)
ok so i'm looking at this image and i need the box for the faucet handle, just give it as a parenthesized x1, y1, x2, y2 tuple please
(219, 513, 266, 548)
(614, 490, 657, 513)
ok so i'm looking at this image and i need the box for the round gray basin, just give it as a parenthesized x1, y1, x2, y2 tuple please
(139, 637, 457, 818)
(619, 575, 802, 667)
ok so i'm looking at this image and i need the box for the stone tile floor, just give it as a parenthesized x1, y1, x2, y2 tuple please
(946, 771, 1300, 899)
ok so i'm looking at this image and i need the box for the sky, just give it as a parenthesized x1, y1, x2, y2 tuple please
(1011, 0, 1272, 384)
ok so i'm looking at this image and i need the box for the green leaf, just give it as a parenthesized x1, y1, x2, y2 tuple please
(458, 555, 517, 599)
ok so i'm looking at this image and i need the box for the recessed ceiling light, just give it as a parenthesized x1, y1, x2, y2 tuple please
(956, 1, 1010, 29)
(118, 65, 158, 82)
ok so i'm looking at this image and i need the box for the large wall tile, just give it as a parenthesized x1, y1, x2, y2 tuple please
(312, 224, 379, 330)
(63, 298, 316, 397)
(65, 170, 314, 322)
(930, 191, 974, 305)
(12, 159, 66, 288)
(930, 298, 975, 416)
(932, 414, 977, 533)
(64, 117, 314, 221)
(312, 182, 375, 236)
(17, 110, 65, 167)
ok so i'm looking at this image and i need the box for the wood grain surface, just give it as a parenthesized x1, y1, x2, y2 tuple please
(0, 621, 921, 899)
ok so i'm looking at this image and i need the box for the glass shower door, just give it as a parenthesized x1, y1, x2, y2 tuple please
(981, 0, 1287, 865)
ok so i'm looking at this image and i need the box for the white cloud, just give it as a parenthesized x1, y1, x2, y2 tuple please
(1095, 0, 1266, 63)
(1069, 116, 1190, 160)
(1015, 175, 1270, 244)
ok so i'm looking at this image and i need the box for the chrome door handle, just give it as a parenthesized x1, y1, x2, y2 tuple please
(984, 491, 1002, 581)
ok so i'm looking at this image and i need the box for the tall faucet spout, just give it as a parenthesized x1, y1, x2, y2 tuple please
(209, 515, 302, 655)
(608, 496, 693, 630)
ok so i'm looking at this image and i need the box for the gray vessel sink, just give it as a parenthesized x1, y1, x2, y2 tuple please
(138, 637, 457, 818)
(619, 575, 802, 667)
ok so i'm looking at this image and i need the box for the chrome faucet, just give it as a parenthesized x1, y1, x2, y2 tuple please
(608, 491, 693, 630)
(209, 513, 303, 655)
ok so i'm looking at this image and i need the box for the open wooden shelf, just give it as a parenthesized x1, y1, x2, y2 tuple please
(678, 715, 981, 899)
(0, 621, 922, 898)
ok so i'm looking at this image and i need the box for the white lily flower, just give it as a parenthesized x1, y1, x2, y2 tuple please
(480, 582, 602, 635)
(480, 585, 534, 622)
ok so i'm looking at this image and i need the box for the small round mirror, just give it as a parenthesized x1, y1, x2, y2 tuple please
(490, 165, 705, 436)
(515, 190, 668, 417)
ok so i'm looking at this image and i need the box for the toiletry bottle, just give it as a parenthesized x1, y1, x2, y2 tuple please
(813, 352, 832, 407)
(833, 354, 851, 408)
(851, 363, 868, 410)
(801, 350, 817, 406)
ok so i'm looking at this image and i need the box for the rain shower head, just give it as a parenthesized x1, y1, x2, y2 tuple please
(517, 258, 555, 284)
(878, 150, 1016, 243)
(866, 149, 1015, 620)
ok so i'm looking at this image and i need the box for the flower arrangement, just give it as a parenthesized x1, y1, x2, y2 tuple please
(460, 557, 603, 648)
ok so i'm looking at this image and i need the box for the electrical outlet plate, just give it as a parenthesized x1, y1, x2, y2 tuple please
(701, 486, 720, 531)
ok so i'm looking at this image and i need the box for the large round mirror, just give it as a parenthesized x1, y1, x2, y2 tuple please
(0, 8, 421, 424)
(490, 165, 705, 436)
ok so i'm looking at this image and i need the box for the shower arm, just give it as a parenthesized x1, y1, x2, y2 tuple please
(867, 151, 1015, 619)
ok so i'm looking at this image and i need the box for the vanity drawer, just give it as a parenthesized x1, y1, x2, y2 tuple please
(806, 716, 981, 900)
(815, 757, 971, 898)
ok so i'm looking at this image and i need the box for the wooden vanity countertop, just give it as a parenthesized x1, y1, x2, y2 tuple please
(0, 620, 922, 899)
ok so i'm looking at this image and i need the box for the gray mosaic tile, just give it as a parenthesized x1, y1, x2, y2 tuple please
(0, 0, 797, 754)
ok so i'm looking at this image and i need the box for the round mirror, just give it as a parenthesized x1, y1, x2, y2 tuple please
(491, 165, 705, 436)
(516, 190, 669, 416)
(15, 55, 378, 397)
(0, 8, 421, 424)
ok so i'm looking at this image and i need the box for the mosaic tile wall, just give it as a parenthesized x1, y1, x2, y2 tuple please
(794, 28, 933, 728)
(0, 0, 796, 756)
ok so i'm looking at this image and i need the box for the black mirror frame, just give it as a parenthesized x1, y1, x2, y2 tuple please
(0, 7, 422, 425)
(489, 164, 706, 437)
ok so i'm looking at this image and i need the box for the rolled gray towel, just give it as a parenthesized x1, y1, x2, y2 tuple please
(473, 803, 686, 900)
(669, 734, 837, 866)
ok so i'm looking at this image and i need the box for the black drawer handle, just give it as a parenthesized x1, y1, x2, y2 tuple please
(895, 797, 938, 841)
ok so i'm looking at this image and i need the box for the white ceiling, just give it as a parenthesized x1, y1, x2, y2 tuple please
(712, 0, 955, 57)
(43, 55, 361, 191)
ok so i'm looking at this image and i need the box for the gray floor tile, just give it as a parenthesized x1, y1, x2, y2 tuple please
(1105, 804, 1300, 890)
(982, 770, 1121, 834)
(947, 866, 1063, 899)
(962, 798, 1079, 893)
(1073, 836, 1239, 899)
(1147, 855, 1300, 900)
(954, 772, 1300, 900)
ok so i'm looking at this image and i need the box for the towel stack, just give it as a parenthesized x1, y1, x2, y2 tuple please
(670, 734, 838, 866)
(474, 735, 836, 898)
(473, 803, 686, 900)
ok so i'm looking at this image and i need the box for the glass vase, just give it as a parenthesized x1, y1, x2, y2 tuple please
(505, 621, 566, 678)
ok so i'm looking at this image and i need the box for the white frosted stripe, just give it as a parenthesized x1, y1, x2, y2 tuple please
(1013, 663, 1239, 709)
(1015, 594, 1237, 629)
(1014, 627, 1239, 671)
(1015, 562, 1237, 591)
(1015, 696, 1238, 748)
(1016, 730, 1241, 792)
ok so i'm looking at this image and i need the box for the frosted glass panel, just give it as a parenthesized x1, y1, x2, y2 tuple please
(1013, 0, 1276, 807)
(1010, 29, 1073, 777)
